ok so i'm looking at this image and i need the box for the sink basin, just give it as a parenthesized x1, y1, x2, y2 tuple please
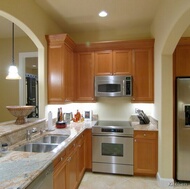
(33, 135, 69, 144)
(14, 143, 58, 153)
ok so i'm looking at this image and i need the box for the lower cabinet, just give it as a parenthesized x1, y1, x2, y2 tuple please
(53, 132, 86, 189)
(134, 130, 158, 176)
(84, 129, 92, 170)
(53, 151, 67, 189)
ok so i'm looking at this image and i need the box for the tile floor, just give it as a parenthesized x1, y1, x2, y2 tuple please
(78, 172, 190, 189)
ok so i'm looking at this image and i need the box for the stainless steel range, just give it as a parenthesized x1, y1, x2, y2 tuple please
(92, 120, 134, 175)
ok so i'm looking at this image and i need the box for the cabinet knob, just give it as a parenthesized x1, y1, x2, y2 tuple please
(144, 134, 146, 137)
(78, 144, 81, 148)
(61, 157, 64, 161)
(67, 157, 71, 162)
(134, 139, 136, 142)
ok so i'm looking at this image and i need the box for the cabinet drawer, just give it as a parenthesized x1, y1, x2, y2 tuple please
(134, 131, 157, 139)
(77, 133, 84, 144)
(66, 139, 77, 155)
(53, 150, 66, 167)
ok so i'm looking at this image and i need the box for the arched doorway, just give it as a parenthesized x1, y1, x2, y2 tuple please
(152, 2, 190, 187)
(0, 10, 45, 119)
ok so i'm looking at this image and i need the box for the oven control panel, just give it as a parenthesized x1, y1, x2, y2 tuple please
(101, 128, 123, 133)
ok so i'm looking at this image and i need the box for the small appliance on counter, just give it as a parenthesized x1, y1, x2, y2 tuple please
(136, 109, 150, 124)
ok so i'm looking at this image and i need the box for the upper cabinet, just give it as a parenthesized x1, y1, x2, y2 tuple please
(132, 48, 154, 103)
(173, 38, 190, 77)
(95, 50, 132, 76)
(95, 50, 112, 75)
(113, 50, 132, 75)
(75, 52, 95, 102)
(46, 34, 154, 104)
(46, 34, 75, 104)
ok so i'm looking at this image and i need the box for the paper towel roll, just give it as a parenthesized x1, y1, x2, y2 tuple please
(48, 111, 53, 130)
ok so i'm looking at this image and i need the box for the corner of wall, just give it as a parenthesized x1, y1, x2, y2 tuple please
(157, 172, 174, 188)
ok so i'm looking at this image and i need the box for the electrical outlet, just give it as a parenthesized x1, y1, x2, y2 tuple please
(135, 108, 138, 113)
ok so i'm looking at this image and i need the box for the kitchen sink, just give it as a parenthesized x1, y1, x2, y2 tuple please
(14, 143, 58, 153)
(33, 135, 69, 144)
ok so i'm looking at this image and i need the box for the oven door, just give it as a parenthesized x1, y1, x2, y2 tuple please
(92, 135, 133, 165)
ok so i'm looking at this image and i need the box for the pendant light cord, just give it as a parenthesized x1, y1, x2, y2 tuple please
(12, 23, 15, 65)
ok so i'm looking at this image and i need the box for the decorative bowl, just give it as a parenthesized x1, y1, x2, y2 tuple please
(6, 106, 35, 125)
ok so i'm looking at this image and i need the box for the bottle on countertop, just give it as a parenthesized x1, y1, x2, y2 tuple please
(59, 107, 63, 122)
(57, 108, 60, 122)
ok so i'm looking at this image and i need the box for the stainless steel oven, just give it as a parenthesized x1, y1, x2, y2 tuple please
(92, 121, 134, 175)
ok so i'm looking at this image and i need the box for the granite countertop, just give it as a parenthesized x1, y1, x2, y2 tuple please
(0, 118, 157, 189)
(0, 120, 96, 189)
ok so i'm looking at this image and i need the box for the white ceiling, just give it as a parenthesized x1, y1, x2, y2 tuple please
(35, 0, 161, 33)
(0, 0, 190, 38)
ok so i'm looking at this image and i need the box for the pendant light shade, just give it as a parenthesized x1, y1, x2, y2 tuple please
(6, 23, 21, 80)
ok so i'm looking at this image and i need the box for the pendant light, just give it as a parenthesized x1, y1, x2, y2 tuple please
(6, 23, 21, 80)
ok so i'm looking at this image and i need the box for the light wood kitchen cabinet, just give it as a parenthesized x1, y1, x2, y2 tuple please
(66, 148, 78, 189)
(113, 50, 132, 75)
(95, 50, 112, 75)
(53, 151, 67, 189)
(134, 130, 158, 176)
(76, 52, 95, 102)
(77, 133, 85, 182)
(53, 131, 87, 189)
(173, 38, 190, 77)
(46, 34, 75, 104)
(84, 129, 92, 170)
(95, 50, 132, 75)
(132, 48, 154, 102)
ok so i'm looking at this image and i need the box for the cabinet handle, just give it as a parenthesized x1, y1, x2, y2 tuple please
(61, 157, 64, 161)
(73, 143, 76, 147)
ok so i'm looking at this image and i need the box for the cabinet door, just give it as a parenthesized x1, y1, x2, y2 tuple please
(76, 52, 95, 101)
(77, 134, 85, 182)
(47, 43, 65, 104)
(132, 48, 154, 102)
(134, 131, 158, 176)
(95, 50, 112, 75)
(175, 46, 190, 76)
(84, 129, 92, 170)
(64, 45, 74, 102)
(54, 159, 67, 189)
(66, 150, 78, 189)
(113, 50, 132, 75)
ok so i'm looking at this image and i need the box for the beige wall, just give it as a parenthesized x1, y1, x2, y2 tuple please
(0, 0, 63, 120)
(151, 0, 190, 182)
(0, 37, 37, 122)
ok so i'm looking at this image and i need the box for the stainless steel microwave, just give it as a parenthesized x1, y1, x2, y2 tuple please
(95, 75, 132, 97)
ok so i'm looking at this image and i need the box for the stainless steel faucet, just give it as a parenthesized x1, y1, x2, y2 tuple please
(26, 130, 31, 141)
(26, 127, 37, 141)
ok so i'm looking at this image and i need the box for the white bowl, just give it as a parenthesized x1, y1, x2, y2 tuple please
(6, 106, 35, 125)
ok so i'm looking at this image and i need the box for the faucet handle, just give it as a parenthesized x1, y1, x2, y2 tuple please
(32, 127, 37, 133)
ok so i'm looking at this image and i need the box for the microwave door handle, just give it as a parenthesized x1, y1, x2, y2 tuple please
(123, 80, 125, 95)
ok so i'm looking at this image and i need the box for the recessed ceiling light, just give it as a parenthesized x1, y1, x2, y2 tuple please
(99, 11, 108, 17)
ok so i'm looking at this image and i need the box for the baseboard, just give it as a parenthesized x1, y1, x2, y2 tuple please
(157, 172, 174, 188)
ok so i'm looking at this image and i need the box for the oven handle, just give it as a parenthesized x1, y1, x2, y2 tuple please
(92, 134, 133, 138)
